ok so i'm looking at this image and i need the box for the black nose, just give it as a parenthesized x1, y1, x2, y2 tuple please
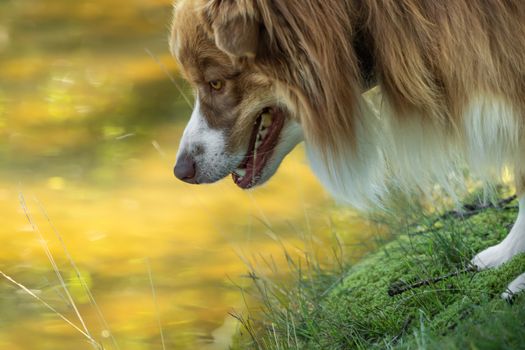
(174, 154, 197, 183)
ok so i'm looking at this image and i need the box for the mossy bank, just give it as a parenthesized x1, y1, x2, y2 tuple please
(232, 196, 525, 349)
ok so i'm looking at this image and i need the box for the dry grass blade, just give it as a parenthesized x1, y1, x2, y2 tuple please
(151, 140, 168, 160)
(228, 311, 262, 349)
(0, 270, 102, 349)
(388, 266, 478, 297)
(145, 48, 192, 108)
(146, 258, 167, 350)
(18, 192, 93, 341)
(34, 197, 120, 350)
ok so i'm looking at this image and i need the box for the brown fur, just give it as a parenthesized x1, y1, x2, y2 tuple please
(173, 0, 525, 161)
(204, 0, 363, 155)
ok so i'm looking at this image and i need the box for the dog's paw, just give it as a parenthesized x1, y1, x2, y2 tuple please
(501, 272, 525, 301)
(471, 242, 516, 270)
(472, 219, 525, 270)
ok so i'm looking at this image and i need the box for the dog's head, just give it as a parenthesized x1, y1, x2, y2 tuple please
(170, 0, 303, 189)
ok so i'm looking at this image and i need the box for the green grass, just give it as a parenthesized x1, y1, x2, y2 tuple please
(232, 194, 525, 349)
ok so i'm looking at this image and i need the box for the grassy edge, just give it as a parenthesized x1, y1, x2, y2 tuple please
(231, 194, 525, 349)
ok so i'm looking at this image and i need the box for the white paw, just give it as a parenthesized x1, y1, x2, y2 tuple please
(471, 200, 525, 270)
(471, 242, 516, 270)
(501, 272, 525, 300)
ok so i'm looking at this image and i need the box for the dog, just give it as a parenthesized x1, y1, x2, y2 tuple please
(170, 0, 525, 299)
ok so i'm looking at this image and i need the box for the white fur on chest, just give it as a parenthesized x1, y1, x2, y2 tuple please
(307, 89, 524, 208)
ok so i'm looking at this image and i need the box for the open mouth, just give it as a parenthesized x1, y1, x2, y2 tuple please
(231, 108, 285, 189)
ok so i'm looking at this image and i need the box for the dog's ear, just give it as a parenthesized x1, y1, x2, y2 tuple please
(213, 16, 260, 58)
(205, 1, 261, 59)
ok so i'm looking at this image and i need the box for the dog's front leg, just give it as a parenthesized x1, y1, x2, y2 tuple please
(471, 176, 525, 299)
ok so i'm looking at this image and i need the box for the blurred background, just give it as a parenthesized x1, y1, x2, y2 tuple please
(0, 1, 376, 349)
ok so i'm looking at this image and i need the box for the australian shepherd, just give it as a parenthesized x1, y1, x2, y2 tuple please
(170, 0, 525, 298)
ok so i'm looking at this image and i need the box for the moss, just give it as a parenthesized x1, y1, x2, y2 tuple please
(234, 198, 525, 349)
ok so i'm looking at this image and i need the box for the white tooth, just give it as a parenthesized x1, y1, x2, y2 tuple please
(259, 129, 268, 138)
(255, 140, 262, 149)
(236, 169, 246, 177)
(261, 113, 272, 128)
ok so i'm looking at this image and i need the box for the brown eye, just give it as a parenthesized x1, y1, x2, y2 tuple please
(209, 80, 224, 91)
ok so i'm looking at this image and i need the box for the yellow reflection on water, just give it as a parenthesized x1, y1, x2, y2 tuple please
(0, 1, 377, 349)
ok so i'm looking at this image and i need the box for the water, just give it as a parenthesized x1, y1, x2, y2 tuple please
(0, 1, 375, 349)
